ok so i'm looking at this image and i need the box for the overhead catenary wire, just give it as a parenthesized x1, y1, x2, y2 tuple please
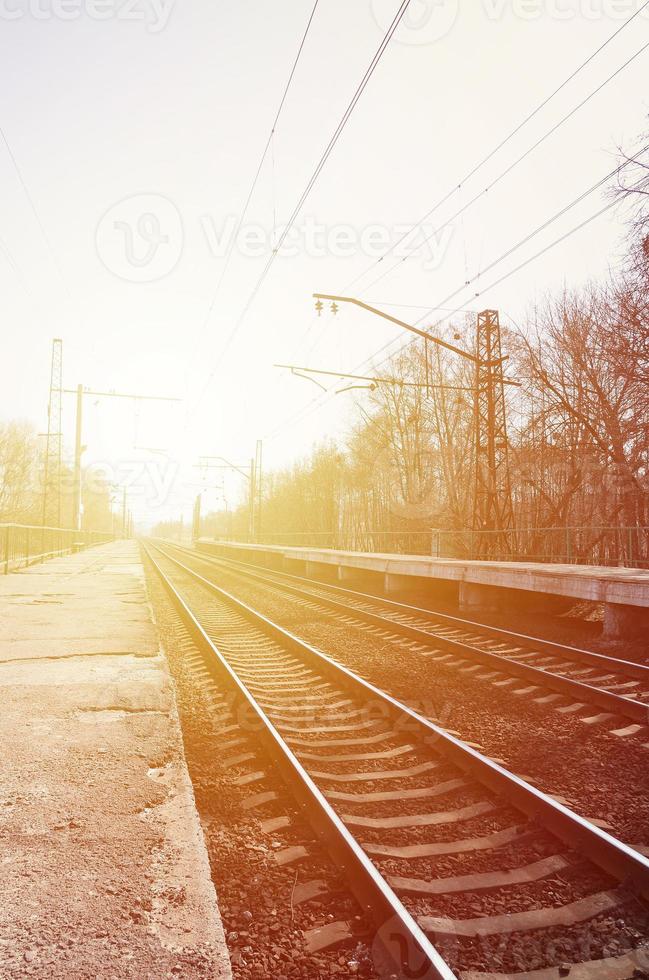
(341, 0, 649, 294)
(413, 144, 649, 326)
(0, 232, 29, 292)
(356, 36, 649, 298)
(282, 20, 649, 379)
(297, 143, 649, 414)
(187, 0, 415, 422)
(0, 123, 76, 308)
(264, 168, 644, 443)
(184, 0, 321, 385)
(358, 193, 641, 375)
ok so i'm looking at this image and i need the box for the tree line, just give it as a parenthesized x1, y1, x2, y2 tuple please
(184, 132, 648, 564)
(0, 421, 115, 532)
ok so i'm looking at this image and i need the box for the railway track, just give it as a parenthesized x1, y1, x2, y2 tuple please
(145, 539, 649, 979)
(168, 541, 649, 737)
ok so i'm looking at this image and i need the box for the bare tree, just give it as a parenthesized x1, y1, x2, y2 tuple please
(0, 421, 39, 522)
(612, 123, 649, 282)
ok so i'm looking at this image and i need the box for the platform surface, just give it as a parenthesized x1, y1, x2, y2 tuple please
(204, 540, 649, 608)
(0, 541, 231, 979)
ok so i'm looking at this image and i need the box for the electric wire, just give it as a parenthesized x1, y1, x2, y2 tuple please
(414, 144, 649, 326)
(356, 36, 649, 298)
(264, 165, 644, 442)
(187, 0, 414, 422)
(0, 123, 74, 305)
(341, 0, 649, 294)
(184, 0, 321, 384)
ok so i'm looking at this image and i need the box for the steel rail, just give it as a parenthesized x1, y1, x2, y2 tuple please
(147, 540, 649, 904)
(189, 543, 649, 680)
(164, 541, 649, 725)
(143, 540, 457, 980)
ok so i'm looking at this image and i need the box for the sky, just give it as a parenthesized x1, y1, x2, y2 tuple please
(1, 0, 648, 529)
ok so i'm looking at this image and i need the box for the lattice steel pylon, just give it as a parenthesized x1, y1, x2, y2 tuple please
(472, 311, 514, 556)
(42, 339, 63, 527)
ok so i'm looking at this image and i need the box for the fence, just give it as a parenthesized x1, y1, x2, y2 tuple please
(1, 524, 115, 574)
(429, 526, 649, 567)
(237, 525, 649, 568)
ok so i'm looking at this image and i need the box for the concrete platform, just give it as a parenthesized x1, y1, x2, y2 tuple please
(0, 541, 231, 979)
(198, 539, 649, 641)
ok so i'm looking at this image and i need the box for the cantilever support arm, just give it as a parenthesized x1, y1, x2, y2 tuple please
(313, 293, 510, 369)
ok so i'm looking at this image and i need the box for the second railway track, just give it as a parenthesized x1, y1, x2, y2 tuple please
(161, 541, 649, 737)
(145, 539, 649, 979)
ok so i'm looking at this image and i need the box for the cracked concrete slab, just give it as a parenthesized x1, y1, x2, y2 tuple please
(0, 541, 231, 980)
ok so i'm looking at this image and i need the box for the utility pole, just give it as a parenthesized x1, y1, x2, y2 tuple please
(192, 493, 202, 541)
(121, 487, 127, 539)
(72, 384, 83, 537)
(313, 294, 518, 556)
(255, 439, 263, 542)
(195, 452, 259, 543)
(42, 339, 63, 527)
(473, 310, 515, 555)
(248, 456, 256, 542)
(62, 386, 180, 532)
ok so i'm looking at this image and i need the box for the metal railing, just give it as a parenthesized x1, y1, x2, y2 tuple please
(1, 524, 115, 574)
(428, 526, 649, 567)
(219, 525, 649, 568)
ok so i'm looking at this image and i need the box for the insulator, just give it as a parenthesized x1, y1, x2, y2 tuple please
(315, 299, 323, 316)
(331, 302, 339, 315)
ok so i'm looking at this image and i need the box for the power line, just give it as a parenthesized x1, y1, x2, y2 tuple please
(185, 0, 321, 380)
(342, 0, 649, 294)
(0, 232, 29, 291)
(358, 36, 649, 297)
(274, 17, 649, 373)
(461, 195, 622, 301)
(414, 145, 649, 326)
(265, 173, 639, 443)
(244, 0, 414, 306)
(367, 194, 633, 369)
(0, 123, 74, 305)
(188, 0, 414, 420)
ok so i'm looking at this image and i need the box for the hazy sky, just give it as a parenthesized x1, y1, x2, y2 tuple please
(1, 0, 648, 527)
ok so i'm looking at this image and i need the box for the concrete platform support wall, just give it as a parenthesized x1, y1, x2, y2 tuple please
(604, 601, 649, 641)
(283, 557, 307, 575)
(305, 560, 337, 581)
(196, 539, 649, 643)
(458, 581, 502, 614)
(459, 581, 576, 618)
(384, 572, 421, 595)
(337, 564, 363, 583)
